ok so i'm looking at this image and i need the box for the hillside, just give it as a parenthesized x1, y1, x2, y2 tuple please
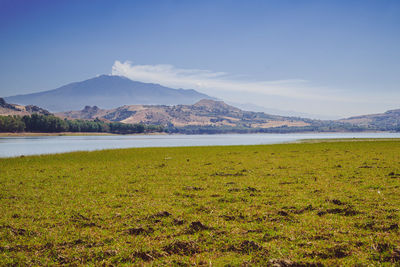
(57, 99, 313, 129)
(0, 98, 51, 116)
(56, 99, 370, 133)
(4, 75, 215, 112)
(3, 96, 399, 133)
(340, 109, 400, 131)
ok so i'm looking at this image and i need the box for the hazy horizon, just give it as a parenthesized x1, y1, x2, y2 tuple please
(1, 0, 399, 117)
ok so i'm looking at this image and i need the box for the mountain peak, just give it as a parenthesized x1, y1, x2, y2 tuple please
(95, 74, 130, 80)
(194, 99, 241, 112)
(83, 105, 100, 113)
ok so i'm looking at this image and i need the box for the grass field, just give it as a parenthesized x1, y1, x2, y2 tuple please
(1, 141, 400, 266)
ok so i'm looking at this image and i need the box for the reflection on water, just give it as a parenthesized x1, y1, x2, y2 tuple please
(0, 132, 399, 158)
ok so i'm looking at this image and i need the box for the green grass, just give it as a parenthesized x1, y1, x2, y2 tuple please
(1, 141, 400, 266)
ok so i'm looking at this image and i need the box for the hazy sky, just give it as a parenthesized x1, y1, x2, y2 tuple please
(1, 0, 399, 117)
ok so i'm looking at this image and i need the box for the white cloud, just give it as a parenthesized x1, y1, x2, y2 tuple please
(111, 60, 399, 117)
(111, 60, 331, 100)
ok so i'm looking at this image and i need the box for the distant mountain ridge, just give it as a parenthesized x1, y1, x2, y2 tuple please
(339, 109, 400, 131)
(1, 97, 399, 133)
(4, 75, 216, 112)
(56, 100, 400, 132)
(229, 102, 340, 120)
(56, 99, 317, 128)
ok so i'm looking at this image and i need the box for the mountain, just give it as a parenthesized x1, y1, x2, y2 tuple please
(3, 96, 394, 133)
(57, 99, 317, 128)
(0, 98, 51, 116)
(229, 102, 340, 120)
(340, 109, 400, 131)
(4, 75, 215, 112)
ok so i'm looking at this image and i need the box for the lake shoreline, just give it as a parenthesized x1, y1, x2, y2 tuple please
(0, 132, 168, 137)
(0, 130, 391, 137)
(1, 132, 400, 158)
(2, 138, 400, 159)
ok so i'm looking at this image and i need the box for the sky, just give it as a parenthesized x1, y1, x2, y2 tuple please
(0, 0, 399, 118)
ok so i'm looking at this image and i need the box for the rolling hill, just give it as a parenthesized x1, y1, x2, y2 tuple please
(56, 99, 322, 129)
(57, 100, 400, 133)
(4, 75, 215, 112)
(0, 98, 51, 116)
(340, 109, 400, 131)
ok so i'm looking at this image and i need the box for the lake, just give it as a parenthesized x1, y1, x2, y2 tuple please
(1, 132, 400, 158)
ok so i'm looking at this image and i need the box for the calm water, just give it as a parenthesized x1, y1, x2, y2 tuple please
(1, 132, 400, 158)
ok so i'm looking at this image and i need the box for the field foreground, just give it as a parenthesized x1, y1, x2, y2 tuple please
(1, 141, 400, 266)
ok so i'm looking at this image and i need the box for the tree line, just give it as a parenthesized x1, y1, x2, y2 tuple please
(0, 114, 164, 134)
(166, 122, 374, 134)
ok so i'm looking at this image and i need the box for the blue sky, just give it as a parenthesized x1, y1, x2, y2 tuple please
(0, 0, 399, 117)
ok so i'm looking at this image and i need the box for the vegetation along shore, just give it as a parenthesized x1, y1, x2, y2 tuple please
(1, 140, 400, 265)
